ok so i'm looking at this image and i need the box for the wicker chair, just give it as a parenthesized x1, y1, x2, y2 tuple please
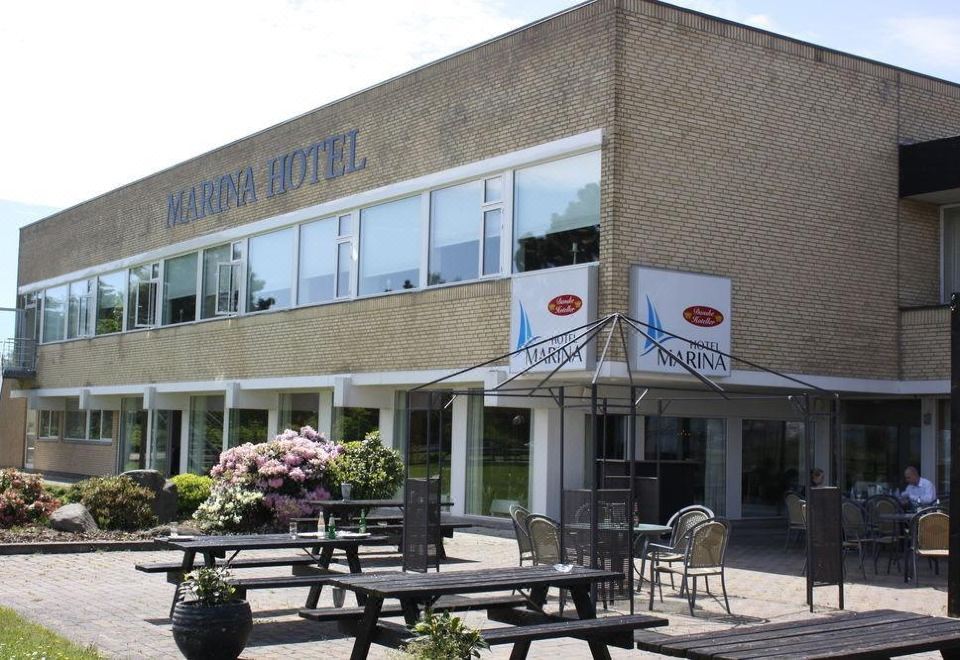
(841, 500, 871, 579)
(910, 509, 949, 587)
(525, 514, 564, 612)
(651, 518, 732, 616)
(865, 495, 904, 574)
(784, 492, 806, 549)
(509, 504, 534, 566)
(643, 506, 713, 592)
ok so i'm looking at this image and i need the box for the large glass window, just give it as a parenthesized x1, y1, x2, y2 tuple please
(188, 395, 224, 474)
(150, 409, 182, 477)
(645, 416, 726, 515)
(359, 196, 421, 295)
(163, 253, 198, 325)
(514, 151, 601, 273)
(201, 244, 238, 319)
(88, 410, 114, 441)
(299, 218, 337, 304)
(333, 407, 379, 441)
(38, 409, 61, 438)
(741, 420, 805, 517)
(466, 404, 531, 518)
(247, 228, 293, 312)
(943, 207, 960, 303)
(96, 271, 125, 335)
(127, 264, 159, 330)
(119, 397, 148, 472)
(228, 409, 269, 447)
(68, 279, 94, 339)
(405, 392, 453, 502)
(42, 285, 68, 343)
(939, 400, 951, 499)
(64, 399, 86, 440)
(430, 181, 482, 285)
(278, 393, 320, 433)
(842, 400, 921, 497)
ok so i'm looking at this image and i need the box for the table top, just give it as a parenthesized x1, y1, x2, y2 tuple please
(157, 533, 389, 552)
(636, 609, 960, 659)
(565, 522, 671, 535)
(326, 565, 622, 598)
(307, 499, 455, 509)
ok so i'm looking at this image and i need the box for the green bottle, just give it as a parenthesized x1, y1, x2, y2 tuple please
(327, 514, 337, 539)
(359, 509, 367, 534)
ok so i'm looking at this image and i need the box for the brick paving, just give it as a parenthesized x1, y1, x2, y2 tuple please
(0, 524, 949, 659)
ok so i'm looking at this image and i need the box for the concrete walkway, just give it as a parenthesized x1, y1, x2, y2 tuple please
(0, 524, 948, 659)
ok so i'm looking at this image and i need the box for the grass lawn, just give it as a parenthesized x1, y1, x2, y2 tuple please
(0, 607, 102, 659)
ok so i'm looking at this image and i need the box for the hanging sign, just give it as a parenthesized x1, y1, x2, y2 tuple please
(630, 266, 732, 376)
(510, 265, 597, 373)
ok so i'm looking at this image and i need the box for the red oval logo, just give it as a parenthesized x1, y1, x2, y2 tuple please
(548, 294, 583, 316)
(683, 305, 724, 327)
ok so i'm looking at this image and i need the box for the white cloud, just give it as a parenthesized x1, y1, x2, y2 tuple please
(744, 13, 775, 30)
(887, 16, 960, 69)
(0, 0, 551, 208)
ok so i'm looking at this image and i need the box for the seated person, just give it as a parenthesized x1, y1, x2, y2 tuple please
(810, 468, 824, 489)
(901, 466, 937, 506)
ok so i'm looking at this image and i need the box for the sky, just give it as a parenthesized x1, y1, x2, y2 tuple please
(2, 0, 960, 337)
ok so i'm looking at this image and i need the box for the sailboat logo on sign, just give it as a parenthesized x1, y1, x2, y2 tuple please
(515, 301, 584, 368)
(641, 295, 728, 371)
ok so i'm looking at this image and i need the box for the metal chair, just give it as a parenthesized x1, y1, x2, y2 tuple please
(525, 514, 564, 613)
(508, 504, 534, 566)
(910, 509, 949, 587)
(651, 517, 732, 616)
(841, 500, 871, 579)
(864, 495, 904, 574)
(643, 506, 713, 592)
(784, 492, 806, 549)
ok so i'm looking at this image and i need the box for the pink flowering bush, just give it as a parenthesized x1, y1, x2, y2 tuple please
(196, 427, 341, 530)
(0, 469, 60, 528)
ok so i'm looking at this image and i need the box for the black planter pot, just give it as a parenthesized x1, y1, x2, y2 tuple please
(171, 600, 253, 660)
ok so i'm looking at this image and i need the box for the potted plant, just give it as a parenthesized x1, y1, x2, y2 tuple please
(171, 567, 253, 660)
(402, 609, 488, 659)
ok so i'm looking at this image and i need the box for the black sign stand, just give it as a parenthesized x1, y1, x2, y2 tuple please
(949, 294, 960, 617)
(806, 486, 843, 612)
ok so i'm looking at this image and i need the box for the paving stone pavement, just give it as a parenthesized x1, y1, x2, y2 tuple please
(0, 525, 950, 659)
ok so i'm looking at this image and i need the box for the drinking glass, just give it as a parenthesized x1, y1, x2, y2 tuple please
(169, 524, 179, 538)
(289, 521, 298, 538)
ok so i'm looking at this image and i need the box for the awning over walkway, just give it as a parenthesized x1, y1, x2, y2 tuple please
(900, 135, 960, 203)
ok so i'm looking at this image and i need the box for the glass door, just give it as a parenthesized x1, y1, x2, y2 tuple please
(118, 397, 148, 473)
(150, 409, 182, 477)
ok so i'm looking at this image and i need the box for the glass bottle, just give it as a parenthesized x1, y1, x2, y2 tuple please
(327, 514, 337, 539)
(359, 509, 367, 534)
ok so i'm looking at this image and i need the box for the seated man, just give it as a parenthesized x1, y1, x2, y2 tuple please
(901, 466, 937, 506)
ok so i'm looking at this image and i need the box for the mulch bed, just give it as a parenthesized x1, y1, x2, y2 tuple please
(0, 526, 157, 544)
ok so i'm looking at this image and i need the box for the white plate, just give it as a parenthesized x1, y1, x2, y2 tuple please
(168, 535, 195, 541)
(336, 531, 371, 538)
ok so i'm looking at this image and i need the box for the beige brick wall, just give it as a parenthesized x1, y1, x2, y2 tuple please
(15, 0, 959, 389)
(900, 306, 949, 380)
(0, 380, 25, 468)
(30, 407, 119, 477)
(899, 199, 940, 308)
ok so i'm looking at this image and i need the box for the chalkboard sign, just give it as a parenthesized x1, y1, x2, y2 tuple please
(806, 486, 843, 610)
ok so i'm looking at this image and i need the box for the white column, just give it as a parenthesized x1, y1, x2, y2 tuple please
(449, 395, 468, 516)
(378, 407, 395, 449)
(531, 407, 563, 519)
(317, 391, 333, 440)
(179, 408, 190, 475)
(267, 408, 279, 438)
(725, 417, 742, 519)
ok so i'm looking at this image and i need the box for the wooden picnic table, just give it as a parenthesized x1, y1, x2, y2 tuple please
(635, 608, 960, 659)
(326, 564, 664, 660)
(155, 533, 388, 611)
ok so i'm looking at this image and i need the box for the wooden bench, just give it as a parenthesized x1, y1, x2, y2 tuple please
(634, 609, 960, 659)
(227, 574, 335, 600)
(300, 593, 529, 623)
(482, 614, 666, 652)
(136, 555, 321, 583)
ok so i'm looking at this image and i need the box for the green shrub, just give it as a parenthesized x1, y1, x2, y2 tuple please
(0, 469, 60, 528)
(42, 483, 74, 503)
(170, 474, 213, 519)
(72, 476, 157, 531)
(403, 610, 488, 659)
(330, 430, 404, 500)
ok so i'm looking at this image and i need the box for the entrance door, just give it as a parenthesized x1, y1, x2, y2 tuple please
(118, 398, 148, 472)
(150, 410, 182, 477)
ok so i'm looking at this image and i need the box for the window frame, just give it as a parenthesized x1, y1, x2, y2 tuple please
(127, 263, 160, 331)
(37, 409, 61, 441)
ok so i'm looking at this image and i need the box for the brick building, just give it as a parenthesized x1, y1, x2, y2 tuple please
(1, 0, 956, 520)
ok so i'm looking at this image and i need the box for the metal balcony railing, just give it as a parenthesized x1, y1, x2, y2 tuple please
(1, 338, 37, 379)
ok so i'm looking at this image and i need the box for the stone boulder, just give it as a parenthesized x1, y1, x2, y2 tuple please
(50, 503, 99, 533)
(121, 469, 178, 523)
